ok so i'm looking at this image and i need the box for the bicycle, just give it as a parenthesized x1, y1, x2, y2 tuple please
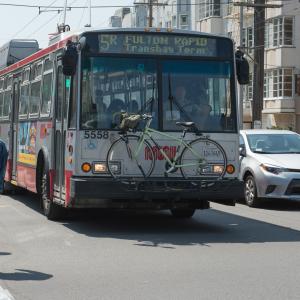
(106, 113, 227, 180)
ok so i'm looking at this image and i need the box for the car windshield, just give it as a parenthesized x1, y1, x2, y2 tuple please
(247, 133, 300, 154)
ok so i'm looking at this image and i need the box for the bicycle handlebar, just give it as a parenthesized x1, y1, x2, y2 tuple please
(141, 114, 153, 120)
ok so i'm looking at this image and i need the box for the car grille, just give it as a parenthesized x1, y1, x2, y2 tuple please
(285, 179, 300, 195)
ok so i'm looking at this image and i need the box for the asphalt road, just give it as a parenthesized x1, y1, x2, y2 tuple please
(1, 191, 300, 300)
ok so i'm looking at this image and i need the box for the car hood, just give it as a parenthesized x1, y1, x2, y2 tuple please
(254, 153, 300, 169)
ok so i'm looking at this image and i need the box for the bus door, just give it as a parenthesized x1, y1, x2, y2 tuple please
(11, 76, 21, 180)
(54, 64, 69, 201)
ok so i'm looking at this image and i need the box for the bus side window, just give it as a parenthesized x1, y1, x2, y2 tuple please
(41, 72, 53, 116)
(68, 77, 76, 128)
(29, 80, 41, 115)
(2, 89, 11, 118)
(0, 92, 3, 117)
(19, 84, 29, 117)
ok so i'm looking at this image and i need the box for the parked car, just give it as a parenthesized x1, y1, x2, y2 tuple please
(239, 129, 300, 207)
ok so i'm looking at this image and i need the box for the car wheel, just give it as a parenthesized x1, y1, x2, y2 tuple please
(244, 175, 260, 207)
(170, 208, 195, 218)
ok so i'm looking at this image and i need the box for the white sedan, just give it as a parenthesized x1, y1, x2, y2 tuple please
(239, 129, 300, 207)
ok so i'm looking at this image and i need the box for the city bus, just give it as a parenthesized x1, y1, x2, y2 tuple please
(0, 28, 249, 220)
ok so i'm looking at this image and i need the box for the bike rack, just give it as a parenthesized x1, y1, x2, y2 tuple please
(114, 177, 218, 193)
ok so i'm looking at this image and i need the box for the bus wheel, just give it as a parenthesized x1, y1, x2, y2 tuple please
(170, 208, 195, 218)
(40, 166, 64, 220)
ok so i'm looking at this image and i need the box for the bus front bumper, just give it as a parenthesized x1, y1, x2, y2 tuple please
(69, 176, 244, 208)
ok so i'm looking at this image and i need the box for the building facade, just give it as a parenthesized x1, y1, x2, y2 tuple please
(110, 0, 300, 132)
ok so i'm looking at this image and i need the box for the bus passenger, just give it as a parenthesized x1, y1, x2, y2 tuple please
(128, 100, 139, 113)
(106, 99, 125, 128)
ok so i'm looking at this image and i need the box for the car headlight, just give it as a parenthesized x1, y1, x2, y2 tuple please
(260, 163, 288, 175)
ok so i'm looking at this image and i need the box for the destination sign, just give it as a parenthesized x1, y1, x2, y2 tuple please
(97, 33, 218, 57)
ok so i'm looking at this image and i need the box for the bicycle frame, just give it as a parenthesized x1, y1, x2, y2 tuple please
(131, 118, 205, 171)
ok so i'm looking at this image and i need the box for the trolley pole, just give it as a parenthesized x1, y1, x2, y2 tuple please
(62, 0, 68, 27)
(85, 0, 92, 27)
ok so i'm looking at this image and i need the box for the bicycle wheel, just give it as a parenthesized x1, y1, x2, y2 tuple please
(180, 138, 227, 180)
(106, 135, 155, 179)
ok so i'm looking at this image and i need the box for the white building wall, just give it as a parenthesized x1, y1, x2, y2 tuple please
(108, 0, 300, 131)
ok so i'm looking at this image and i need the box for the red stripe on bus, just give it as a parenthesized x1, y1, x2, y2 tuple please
(16, 164, 37, 193)
(0, 35, 75, 77)
(65, 170, 73, 207)
(49, 169, 55, 200)
(4, 159, 12, 181)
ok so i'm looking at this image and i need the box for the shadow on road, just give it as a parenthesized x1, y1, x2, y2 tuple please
(238, 198, 300, 211)
(62, 208, 300, 247)
(0, 269, 53, 281)
(0, 252, 11, 256)
(7, 192, 300, 247)
(4, 190, 41, 212)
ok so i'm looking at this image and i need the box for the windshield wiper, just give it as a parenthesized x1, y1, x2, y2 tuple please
(253, 150, 273, 154)
(278, 151, 300, 154)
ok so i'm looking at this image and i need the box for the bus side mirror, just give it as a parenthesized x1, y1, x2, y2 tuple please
(235, 50, 250, 85)
(239, 145, 246, 157)
(62, 42, 78, 76)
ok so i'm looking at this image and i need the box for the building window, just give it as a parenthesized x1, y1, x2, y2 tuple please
(242, 27, 254, 54)
(227, 1, 233, 16)
(198, 0, 221, 19)
(265, 16, 294, 48)
(247, 73, 253, 101)
(180, 14, 188, 26)
(172, 15, 177, 27)
(264, 68, 293, 99)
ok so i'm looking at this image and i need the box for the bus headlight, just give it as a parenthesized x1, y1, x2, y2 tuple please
(93, 163, 108, 173)
(201, 165, 224, 174)
(213, 165, 224, 174)
(108, 162, 121, 175)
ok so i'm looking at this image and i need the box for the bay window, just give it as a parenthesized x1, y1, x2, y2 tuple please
(264, 68, 293, 99)
(265, 16, 293, 48)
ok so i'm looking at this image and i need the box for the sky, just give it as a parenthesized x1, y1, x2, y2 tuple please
(0, 0, 132, 48)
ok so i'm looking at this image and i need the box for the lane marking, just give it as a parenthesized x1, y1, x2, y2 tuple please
(0, 286, 15, 300)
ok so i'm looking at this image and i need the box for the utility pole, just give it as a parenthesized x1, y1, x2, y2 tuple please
(148, 0, 153, 27)
(134, 0, 164, 27)
(252, 0, 265, 128)
(234, 1, 282, 128)
(239, 2, 244, 129)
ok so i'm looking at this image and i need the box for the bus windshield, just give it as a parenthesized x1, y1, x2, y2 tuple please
(81, 56, 236, 132)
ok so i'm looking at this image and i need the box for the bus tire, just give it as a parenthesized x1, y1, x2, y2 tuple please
(170, 208, 195, 218)
(40, 164, 64, 220)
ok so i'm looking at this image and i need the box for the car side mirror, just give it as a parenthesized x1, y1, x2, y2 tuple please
(239, 146, 246, 157)
(235, 50, 250, 85)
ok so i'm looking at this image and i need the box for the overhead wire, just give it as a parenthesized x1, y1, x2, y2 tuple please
(77, 0, 89, 29)
(11, 0, 59, 39)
